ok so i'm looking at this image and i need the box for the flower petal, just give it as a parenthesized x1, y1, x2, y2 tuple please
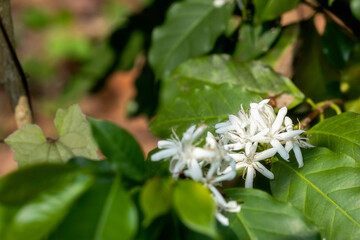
(278, 130, 305, 140)
(245, 166, 255, 188)
(254, 148, 277, 161)
(285, 141, 294, 152)
(212, 170, 236, 183)
(271, 107, 287, 134)
(184, 159, 203, 181)
(293, 144, 304, 168)
(216, 212, 229, 226)
(158, 140, 177, 149)
(151, 148, 177, 161)
(193, 147, 216, 159)
(270, 139, 289, 160)
(253, 162, 274, 179)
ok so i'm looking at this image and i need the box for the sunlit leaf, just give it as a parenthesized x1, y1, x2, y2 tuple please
(140, 177, 173, 226)
(271, 147, 360, 239)
(173, 180, 217, 238)
(350, 0, 360, 21)
(49, 176, 138, 240)
(253, 0, 300, 22)
(5, 104, 98, 166)
(309, 112, 360, 161)
(225, 188, 320, 239)
(0, 164, 94, 240)
(149, 0, 232, 78)
(89, 119, 145, 181)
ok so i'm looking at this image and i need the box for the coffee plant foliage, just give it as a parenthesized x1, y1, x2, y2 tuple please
(2, 0, 360, 239)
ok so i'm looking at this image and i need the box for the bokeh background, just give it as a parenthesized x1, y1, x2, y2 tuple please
(0, 0, 334, 176)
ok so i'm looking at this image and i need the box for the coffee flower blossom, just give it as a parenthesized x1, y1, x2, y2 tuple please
(151, 99, 314, 226)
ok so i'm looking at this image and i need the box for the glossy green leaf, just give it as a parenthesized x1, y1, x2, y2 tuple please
(253, 0, 300, 21)
(151, 54, 306, 137)
(173, 180, 216, 238)
(234, 23, 281, 62)
(5, 104, 98, 166)
(174, 55, 304, 105)
(225, 188, 320, 239)
(89, 119, 145, 181)
(140, 177, 173, 226)
(0, 164, 94, 240)
(293, 20, 341, 101)
(351, 0, 360, 21)
(50, 176, 138, 240)
(309, 112, 360, 161)
(271, 147, 360, 239)
(322, 21, 354, 68)
(150, 82, 261, 138)
(148, 0, 232, 78)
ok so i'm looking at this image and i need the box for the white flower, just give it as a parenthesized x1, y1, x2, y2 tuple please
(284, 117, 314, 168)
(208, 184, 240, 226)
(226, 143, 276, 188)
(151, 125, 206, 178)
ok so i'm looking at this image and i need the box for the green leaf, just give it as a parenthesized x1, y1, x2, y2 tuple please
(322, 21, 354, 68)
(0, 164, 94, 240)
(89, 118, 145, 181)
(5, 104, 98, 166)
(151, 54, 306, 137)
(260, 24, 300, 70)
(253, 0, 300, 22)
(293, 20, 341, 102)
(49, 176, 138, 240)
(149, 0, 232, 78)
(345, 97, 360, 113)
(175, 55, 304, 106)
(151, 82, 261, 138)
(234, 23, 281, 62)
(351, 0, 360, 21)
(225, 188, 320, 239)
(173, 180, 216, 238)
(271, 147, 360, 239)
(140, 177, 173, 226)
(308, 112, 360, 161)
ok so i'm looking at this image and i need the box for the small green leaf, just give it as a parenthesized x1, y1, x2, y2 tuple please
(234, 23, 281, 62)
(351, 0, 360, 21)
(225, 188, 320, 239)
(309, 112, 360, 161)
(173, 180, 216, 238)
(253, 0, 300, 22)
(0, 164, 94, 240)
(322, 21, 354, 68)
(5, 104, 98, 166)
(140, 177, 173, 226)
(149, 0, 232, 78)
(49, 176, 138, 240)
(89, 119, 145, 181)
(271, 147, 360, 239)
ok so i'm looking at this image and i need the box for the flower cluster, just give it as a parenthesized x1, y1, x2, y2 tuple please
(151, 99, 313, 226)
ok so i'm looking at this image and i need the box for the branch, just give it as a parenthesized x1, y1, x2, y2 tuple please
(0, 0, 33, 128)
(300, 99, 343, 129)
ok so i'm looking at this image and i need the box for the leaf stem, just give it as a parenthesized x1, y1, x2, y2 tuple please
(300, 99, 344, 128)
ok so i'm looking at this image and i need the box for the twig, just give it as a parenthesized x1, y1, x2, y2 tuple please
(300, 99, 343, 129)
(0, 0, 33, 128)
